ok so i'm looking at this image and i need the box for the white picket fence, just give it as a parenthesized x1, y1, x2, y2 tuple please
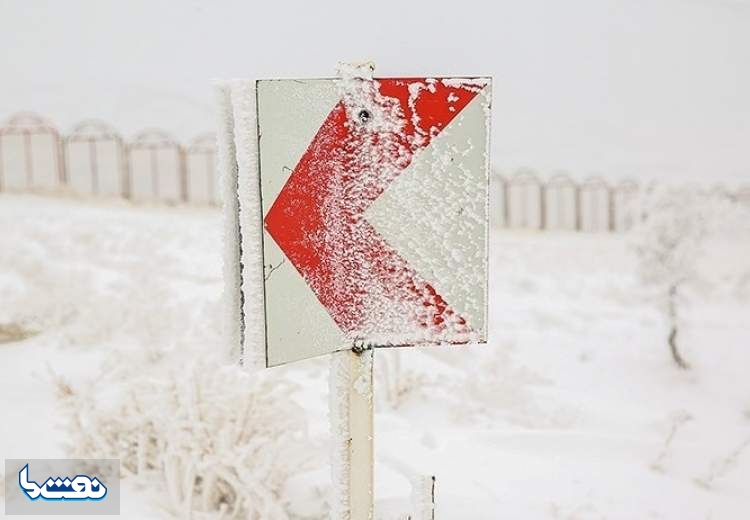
(493, 170, 750, 232)
(0, 113, 218, 205)
(492, 171, 641, 232)
(2, 112, 748, 231)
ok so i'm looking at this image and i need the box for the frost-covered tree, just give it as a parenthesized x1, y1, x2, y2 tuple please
(630, 186, 710, 369)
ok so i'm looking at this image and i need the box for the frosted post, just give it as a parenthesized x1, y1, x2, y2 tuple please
(330, 348, 374, 520)
(411, 475, 436, 520)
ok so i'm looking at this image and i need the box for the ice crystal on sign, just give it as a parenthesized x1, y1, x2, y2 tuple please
(264, 76, 487, 346)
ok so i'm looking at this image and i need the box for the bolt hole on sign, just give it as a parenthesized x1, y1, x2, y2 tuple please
(219, 75, 491, 367)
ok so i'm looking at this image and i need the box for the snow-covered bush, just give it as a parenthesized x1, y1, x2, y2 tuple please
(630, 186, 709, 368)
(629, 186, 750, 369)
(631, 186, 709, 287)
(53, 353, 310, 519)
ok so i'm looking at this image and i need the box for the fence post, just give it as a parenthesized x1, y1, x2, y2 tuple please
(613, 179, 639, 232)
(55, 132, 65, 186)
(23, 130, 33, 187)
(179, 147, 188, 202)
(185, 134, 218, 205)
(206, 150, 215, 204)
(149, 146, 158, 199)
(88, 138, 99, 194)
(539, 183, 546, 230)
(501, 176, 509, 227)
(121, 141, 131, 199)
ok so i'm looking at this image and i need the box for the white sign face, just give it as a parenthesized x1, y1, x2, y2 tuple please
(255, 77, 491, 366)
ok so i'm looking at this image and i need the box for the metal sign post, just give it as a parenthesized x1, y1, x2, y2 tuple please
(218, 63, 491, 519)
(331, 348, 374, 519)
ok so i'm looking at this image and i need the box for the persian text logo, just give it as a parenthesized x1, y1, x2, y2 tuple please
(18, 464, 107, 502)
(5, 459, 119, 515)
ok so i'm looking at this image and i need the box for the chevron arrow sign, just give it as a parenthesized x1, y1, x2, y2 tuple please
(254, 77, 491, 366)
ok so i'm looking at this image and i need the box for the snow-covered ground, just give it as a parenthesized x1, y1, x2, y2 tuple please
(1, 193, 749, 519)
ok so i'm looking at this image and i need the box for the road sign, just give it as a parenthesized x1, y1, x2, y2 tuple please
(254, 77, 490, 366)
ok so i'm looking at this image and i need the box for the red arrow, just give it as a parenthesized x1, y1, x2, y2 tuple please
(264, 78, 485, 343)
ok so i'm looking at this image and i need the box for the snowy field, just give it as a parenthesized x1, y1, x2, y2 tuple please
(1, 193, 749, 519)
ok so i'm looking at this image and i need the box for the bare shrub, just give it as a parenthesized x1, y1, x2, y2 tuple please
(630, 187, 709, 369)
(53, 354, 310, 519)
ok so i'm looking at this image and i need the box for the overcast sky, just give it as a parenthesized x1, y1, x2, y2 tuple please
(1, 0, 748, 182)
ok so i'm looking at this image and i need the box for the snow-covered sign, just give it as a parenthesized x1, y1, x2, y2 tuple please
(224, 76, 491, 367)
